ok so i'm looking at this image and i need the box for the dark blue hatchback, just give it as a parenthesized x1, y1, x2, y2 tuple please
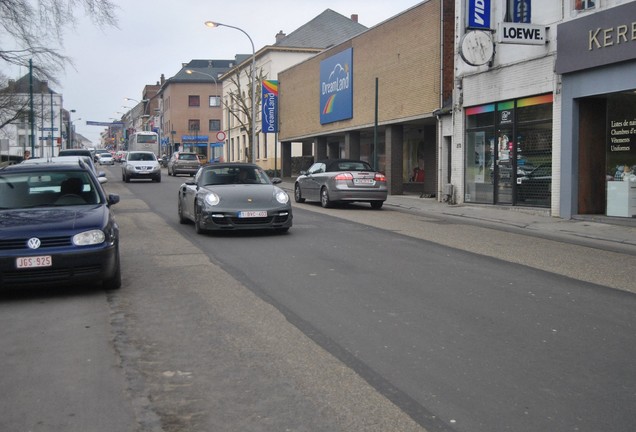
(0, 160, 121, 289)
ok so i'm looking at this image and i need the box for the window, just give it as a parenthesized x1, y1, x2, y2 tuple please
(209, 95, 221, 107)
(505, 0, 531, 23)
(209, 119, 220, 131)
(574, 0, 595, 10)
(188, 119, 200, 131)
(188, 95, 200, 107)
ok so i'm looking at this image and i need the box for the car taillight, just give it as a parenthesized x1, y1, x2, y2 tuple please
(374, 173, 387, 182)
(334, 172, 354, 181)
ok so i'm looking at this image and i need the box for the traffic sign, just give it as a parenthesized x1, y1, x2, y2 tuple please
(216, 131, 226, 141)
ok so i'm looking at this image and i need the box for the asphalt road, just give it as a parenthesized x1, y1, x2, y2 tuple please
(112, 167, 636, 432)
(2, 165, 635, 432)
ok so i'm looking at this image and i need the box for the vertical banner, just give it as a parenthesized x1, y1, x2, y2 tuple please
(320, 48, 353, 125)
(467, 0, 491, 29)
(262, 80, 279, 133)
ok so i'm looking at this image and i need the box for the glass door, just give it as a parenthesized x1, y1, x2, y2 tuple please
(495, 128, 514, 204)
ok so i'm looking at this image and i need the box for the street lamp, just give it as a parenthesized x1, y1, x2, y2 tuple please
(204, 20, 256, 163)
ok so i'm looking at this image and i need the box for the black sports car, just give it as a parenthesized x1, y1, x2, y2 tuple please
(177, 163, 292, 234)
(0, 160, 121, 289)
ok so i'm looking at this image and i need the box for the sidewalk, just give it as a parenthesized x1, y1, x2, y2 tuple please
(279, 178, 636, 254)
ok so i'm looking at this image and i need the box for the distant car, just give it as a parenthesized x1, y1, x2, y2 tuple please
(93, 149, 111, 162)
(294, 159, 388, 209)
(97, 152, 114, 165)
(168, 152, 201, 177)
(21, 155, 108, 184)
(113, 151, 127, 163)
(0, 160, 121, 289)
(121, 151, 161, 183)
(177, 163, 292, 234)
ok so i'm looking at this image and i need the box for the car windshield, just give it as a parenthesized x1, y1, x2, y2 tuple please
(179, 153, 198, 161)
(0, 170, 101, 209)
(128, 152, 156, 161)
(200, 166, 271, 186)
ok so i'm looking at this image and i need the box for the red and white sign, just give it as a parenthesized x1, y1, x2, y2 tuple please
(216, 131, 226, 142)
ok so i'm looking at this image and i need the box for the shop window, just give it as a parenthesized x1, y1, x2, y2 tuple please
(465, 95, 553, 207)
(188, 95, 200, 107)
(505, 0, 531, 23)
(574, 0, 595, 11)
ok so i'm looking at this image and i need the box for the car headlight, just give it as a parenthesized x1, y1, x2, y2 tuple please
(204, 192, 220, 206)
(73, 230, 106, 246)
(274, 188, 289, 204)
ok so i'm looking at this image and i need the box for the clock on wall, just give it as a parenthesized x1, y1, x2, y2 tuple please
(459, 30, 495, 67)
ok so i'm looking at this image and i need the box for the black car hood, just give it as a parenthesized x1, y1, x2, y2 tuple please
(0, 205, 109, 233)
(202, 184, 286, 207)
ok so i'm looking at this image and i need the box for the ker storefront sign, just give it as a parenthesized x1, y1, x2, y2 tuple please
(320, 48, 353, 125)
(556, 1, 636, 74)
(262, 80, 278, 133)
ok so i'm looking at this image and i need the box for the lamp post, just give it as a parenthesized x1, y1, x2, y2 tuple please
(204, 20, 256, 163)
(67, 109, 76, 149)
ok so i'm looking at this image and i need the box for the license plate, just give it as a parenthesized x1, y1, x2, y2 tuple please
(16, 255, 52, 269)
(238, 211, 267, 218)
(354, 178, 374, 185)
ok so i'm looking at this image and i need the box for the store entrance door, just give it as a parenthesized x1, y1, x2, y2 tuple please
(495, 128, 513, 204)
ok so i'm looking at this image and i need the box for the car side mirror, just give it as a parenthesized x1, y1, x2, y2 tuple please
(108, 194, 120, 206)
(271, 177, 282, 184)
(299, 170, 307, 175)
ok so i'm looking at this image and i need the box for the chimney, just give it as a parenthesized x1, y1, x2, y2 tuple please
(160, 74, 165, 86)
(275, 30, 286, 43)
(351, 14, 358, 23)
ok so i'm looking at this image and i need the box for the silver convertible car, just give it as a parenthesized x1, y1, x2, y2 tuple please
(294, 159, 388, 209)
(178, 163, 292, 234)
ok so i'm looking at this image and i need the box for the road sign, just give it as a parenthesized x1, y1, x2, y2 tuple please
(39, 127, 58, 131)
(216, 131, 226, 141)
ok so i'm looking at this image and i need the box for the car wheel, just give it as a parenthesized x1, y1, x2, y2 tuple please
(124, 174, 130, 183)
(103, 253, 121, 290)
(178, 199, 188, 224)
(320, 187, 332, 208)
(294, 183, 305, 203)
(370, 201, 383, 209)
(154, 175, 161, 183)
(194, 206, 207, 234)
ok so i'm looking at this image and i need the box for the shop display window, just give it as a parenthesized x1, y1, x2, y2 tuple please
(465, 94, 553, 207)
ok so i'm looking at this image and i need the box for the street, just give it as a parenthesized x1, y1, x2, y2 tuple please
(1, 165, 635, 432)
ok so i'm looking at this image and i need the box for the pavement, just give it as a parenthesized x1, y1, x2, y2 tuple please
(278, 178, 636, 255)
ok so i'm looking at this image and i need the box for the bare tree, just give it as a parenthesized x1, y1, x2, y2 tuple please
(0, 0, 118, 83)
(0, 0, 118, 133)
(224, 65, 267, 163)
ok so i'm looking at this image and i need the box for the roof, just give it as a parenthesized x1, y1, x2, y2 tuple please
(163, 59, 236, 86)
(0, 74, 58, 94)
(274, 9, 367, 49)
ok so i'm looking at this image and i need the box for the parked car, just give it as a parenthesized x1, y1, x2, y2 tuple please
(21, 155, 108, 184)
(294, 159, 388, 209)
(97, 152, 114, 165)
(177, 163, 292, 234)
(121, 151, 161, 183)
(58, 149, 93, 159)
(168, 152, 201, 177)
(0, 161, 121, 289)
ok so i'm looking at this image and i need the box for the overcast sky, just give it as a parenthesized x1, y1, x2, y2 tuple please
(16, 0, 422, 145)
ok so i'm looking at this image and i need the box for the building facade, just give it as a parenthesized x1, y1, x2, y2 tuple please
(220, 9, 369, 173)
(278, 0, 453, 197)
(0, 76, 63, 160)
